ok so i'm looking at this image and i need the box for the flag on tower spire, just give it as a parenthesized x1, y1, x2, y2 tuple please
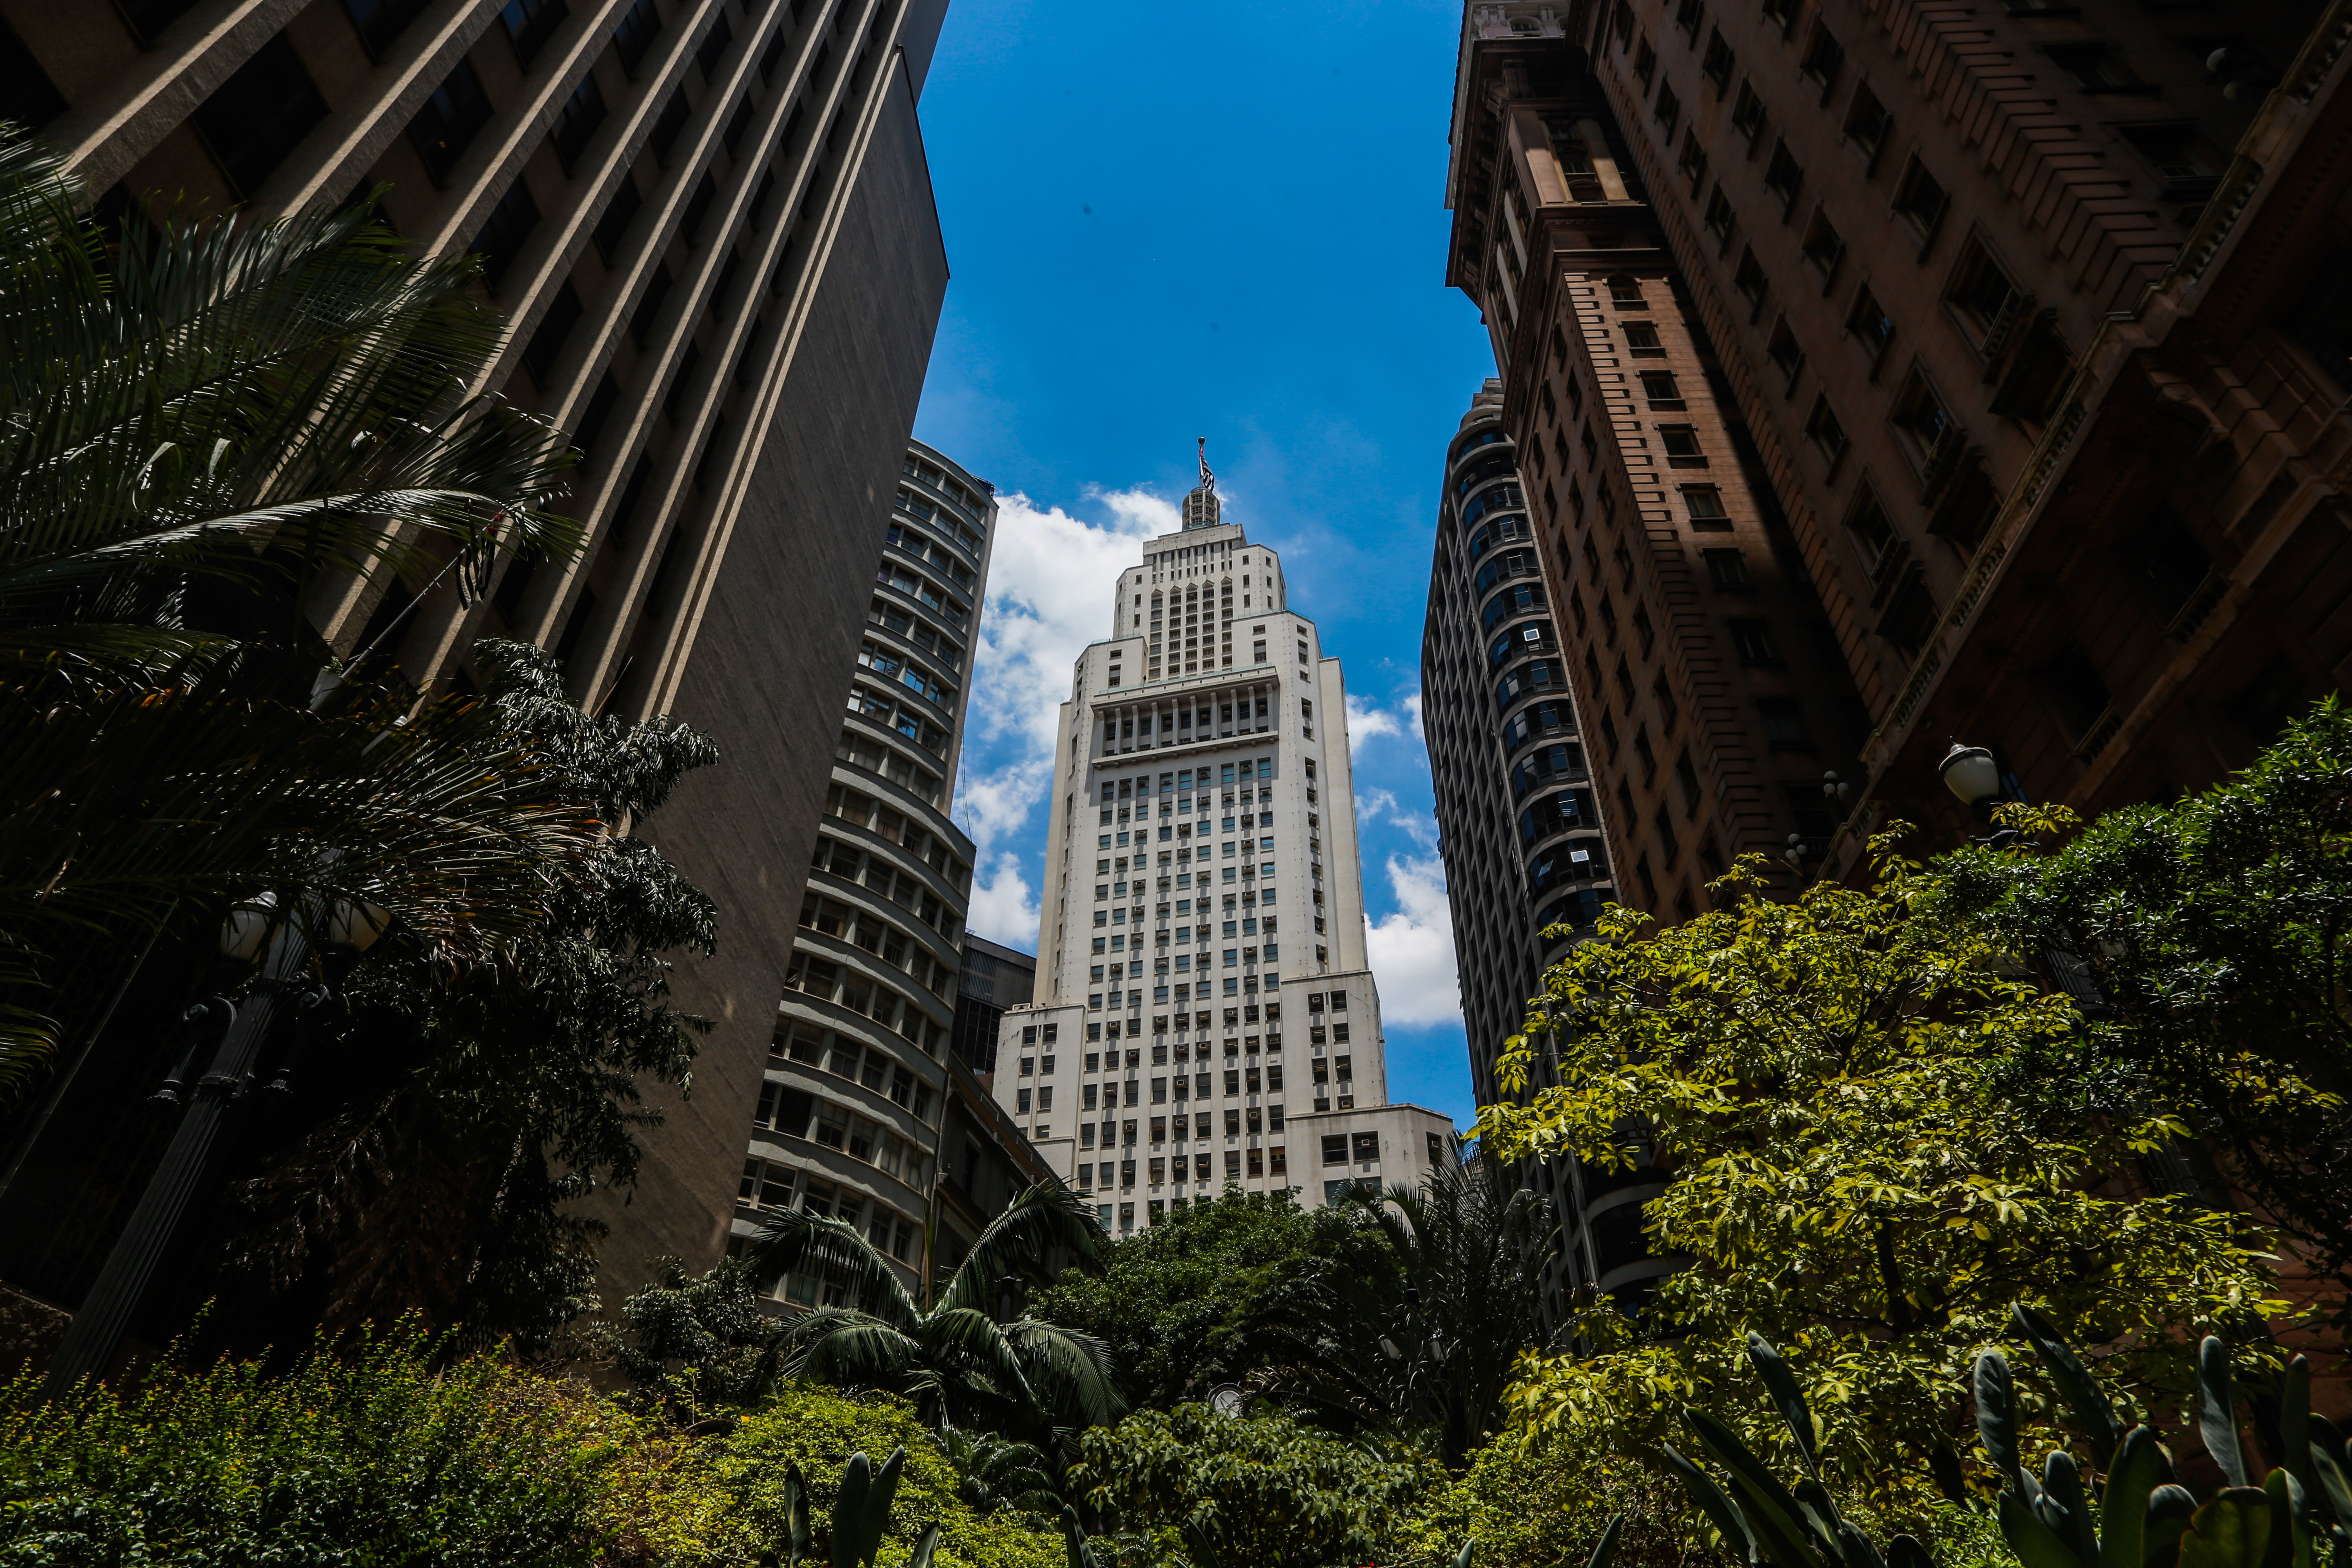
(1181, 436, 1223, 529)
(1198, 436, 1215, 496)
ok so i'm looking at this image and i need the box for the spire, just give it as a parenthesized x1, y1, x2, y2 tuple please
(1181, 436, 1222, 530)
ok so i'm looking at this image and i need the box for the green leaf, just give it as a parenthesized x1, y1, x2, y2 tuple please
(833, 1451, 872, 1568)
(1746, 1333, 1821, 1480)
(2014, 1304, 2124, 1460)
(905, 1523, 941, 1568)
(2148, 1486, 2199, 1568)
(786, 1460, 811, 1568)
(1455, 1539, 1476, 1568)
(1586, 1514, 1627, 1568)
(2100, 1426, 2162, 1568)
(2178, 1491, 2272, 1568)
(2045, 1450, 2099, 1566)
(862, 1446, 907, 1566)
(1978, 1350, 2029, 1497)
(2280, 1357, 2311, 1494)
(1888, 1535, 1934, 1568)
(1687, 1410, 1830, 1568)
(2260, 1470, 2309, 1568)
(2201, 1340, 2249, 1489)
(1660, 1443, 1757, 1564)
(2003, 1487, 2092, 1568)
(2306, 1441, 2352, 1534)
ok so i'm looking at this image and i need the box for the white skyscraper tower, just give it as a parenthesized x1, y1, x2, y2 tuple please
(992, 446, 1457, 1235)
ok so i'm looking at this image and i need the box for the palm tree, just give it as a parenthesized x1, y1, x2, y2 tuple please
(1256, 1156, 1553, 1463)
(0, 124, 588, 1085)
(750, 1180, 1126, 1440)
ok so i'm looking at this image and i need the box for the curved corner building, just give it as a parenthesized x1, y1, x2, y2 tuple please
(736, 441, 1040, 1299)
(1421, 381, 1673, 1324)
(990, 451, 1457, 1235)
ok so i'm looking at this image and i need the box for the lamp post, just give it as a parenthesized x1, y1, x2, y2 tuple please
(1937, 742, 2018, 848)
(41, 893, 387, 1398)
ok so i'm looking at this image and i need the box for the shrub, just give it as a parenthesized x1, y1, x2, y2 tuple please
(641, 1384, 1062, 1568)
(0, 1324, 627, 1566)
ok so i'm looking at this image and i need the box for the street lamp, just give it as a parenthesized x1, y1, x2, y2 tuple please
(1937, 743, 2020, 849)
(42, 890, 390, 1398)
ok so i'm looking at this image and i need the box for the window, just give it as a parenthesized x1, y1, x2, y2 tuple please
(191, 34, 329, 199)
(1703, 548, 1750, 590)
(612, 0, 661, 73)
(1893, 157, 1949, 237)
(1655, 80, 1682, 138)
(2036, 642, 2114, 740)
(470, 180, 539, 291)
(1758, 698, 1813, 749)
(550, 72, 608, 174)
(1801, 22, 1844, 90)
(2046, 43, 2146, 93)
(1847, 286, 1895, 362)
(1891, 372, 1956, 468)
(1845, 489, 1897, 570)
(500, 0, 568, 68)
(1635, 37, 1657, 86)
(1674, 0, 1704, 39)
(1947, 241, 2021, 345)
(1322, 1134, 1348, 1166)
(1764, 142, 1804, 213)
(1660, 424, 1704, 463)
(1805, 397, 1850, 475)
(408, 59, 495, 186)
(1681, 485, 1730, 527)
(1702, 29, 1734, 88)
(2119, 122, 2225, 198)
(1703, 186, 1736, 250)
(1765, 317, 1804, 387)
(1639, 370, 1685, 408)
(1842, 82, 1891, 160)
(1624, 321, 1665, 356)
(1731, 81, 1766, 147)
(1733, 249, 1768, 317)
(1760, 0, 1795, 33)
(1730, 619, 1781, 665)
(1609, 275, 1646, 307)
(1352, 1132, 1380, 1162)
(1800, 209, 1844, 280)
(1677, 129, 1708, 193)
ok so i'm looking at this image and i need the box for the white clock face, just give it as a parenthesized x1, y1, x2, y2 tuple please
(1208, 1383, 1246, 1417)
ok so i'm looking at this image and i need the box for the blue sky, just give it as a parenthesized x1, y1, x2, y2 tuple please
(912, 0, 1498, 1129)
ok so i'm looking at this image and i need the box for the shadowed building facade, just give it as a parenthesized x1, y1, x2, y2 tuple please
(0, 0, 960, 1301)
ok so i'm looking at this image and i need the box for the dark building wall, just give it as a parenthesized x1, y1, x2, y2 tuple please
(0, 0, 960, 1312)
(951, 935, 1035, 1076)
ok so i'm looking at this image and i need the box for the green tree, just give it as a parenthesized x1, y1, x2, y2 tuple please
(1263, 1159, 1552, 1464)
(216, 640, 718, 1354)
(1941, 697, 2352, 1322)
(1067, 1403, 1433, 1568)
(0, 126, 583, 1081)
(1029, 1187, 1398, 1410)
(1479, 839, 2281, 1509)
(747, 1181, 1123, 1440)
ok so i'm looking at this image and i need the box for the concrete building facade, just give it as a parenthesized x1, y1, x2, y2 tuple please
(1422, 380, 1672, 1321)
(2, 0, 960, 1297)
(949, 934, 1034, 1078)
(1445, 14, 1873, 925)
(990, 454, 1456, 1235)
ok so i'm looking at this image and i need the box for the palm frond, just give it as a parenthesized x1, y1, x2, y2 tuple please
(1004, 1318, 1127, 1428)
(936, 1181, 1106, 1314)
(747, 1207, 923, 1329)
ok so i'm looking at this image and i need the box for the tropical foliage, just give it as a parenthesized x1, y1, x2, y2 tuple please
(0, 126, 585, 1081)
(741, 1180, 1121, 1442)
(1479, 833, 2282, 1509)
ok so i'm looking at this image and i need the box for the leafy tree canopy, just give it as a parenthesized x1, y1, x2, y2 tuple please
(1937, 697, 2352, 1325)
(1478, 837, 2282, 1511)
(1029, 1188, 1399, 1410)
(1068, 1403, 1434, 1568)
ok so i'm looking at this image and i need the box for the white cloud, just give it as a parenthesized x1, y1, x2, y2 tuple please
(1346, 693, 1405, 755)
(1404, 691, 1425, 741)
(1365, 853, 1460, 1027)
(964, 851, 1040, 947)
(949, 485, 1172, 948)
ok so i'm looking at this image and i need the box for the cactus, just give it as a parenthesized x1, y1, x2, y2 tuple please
(758, 1447, 932, 1568)
(1659, 1332, 1935, 1568)
(1973, 1307, 2341, 1568)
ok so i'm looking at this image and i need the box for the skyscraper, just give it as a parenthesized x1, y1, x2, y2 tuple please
(2, 0, 961, 1293)
(740, 441, 1055, 1299)
(991, 452, 1457, 1235)
(1421, 381, 1669, 1322)
(1441, 0, 2352, 887)
(1444, 15, 1872, 926)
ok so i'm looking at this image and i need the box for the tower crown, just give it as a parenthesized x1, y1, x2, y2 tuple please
(1181, 437, 1222, 530)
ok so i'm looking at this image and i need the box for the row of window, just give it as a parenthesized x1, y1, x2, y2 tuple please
(752, 1081, 925, 1180)
(866, 598, 964, 673)
(735, 1162, 922, 1290)
(796, 894, 955, 1001)
(832, 728, 947, 807)
(820, 781, 964, 881)
(781, 953, 945, 1050)
(1089, 968, 1296, 1010)
(771, 1021, 936, 1119)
